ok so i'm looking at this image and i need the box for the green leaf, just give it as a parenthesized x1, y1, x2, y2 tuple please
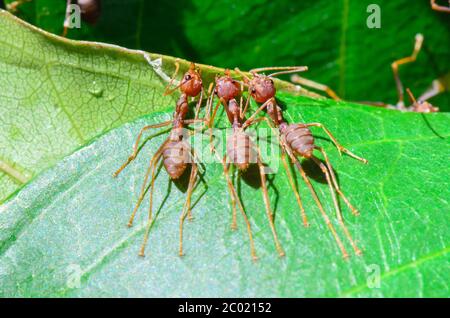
(0, 10, 314, 203)
(6, 0, 450, 107)
(1, 8, 449, 297)
(1, 93, 449, 297)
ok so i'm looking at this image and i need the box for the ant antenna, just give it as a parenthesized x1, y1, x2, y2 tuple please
(234, 68, 251, 83)
(249, 66, 309, 78)
(406, 88, 417, 104)
(163, 66, 196, 96)
(164, 61, 181, 96)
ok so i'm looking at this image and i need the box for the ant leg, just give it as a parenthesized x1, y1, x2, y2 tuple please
(304, 123, 368, 164)
(219, 154, 238, 230)
(391, 34, 424, 107)
(256, 149, 285, 257)
(207, 97, 223, 152)
(62, 0, 71, 37)
(127, 141, 166, 227)
(178, 162, 198, 256)
(242, 98, 275, 129)
(234, 68, 252, 88)
(7, 0, 32, 13)
(419, 76, 447, 102)
(193, 87, 204, 121)
(0, 159, 28, 184)
(283, 146, 349, 259)
(220, 154, 257, 260)
(194, 83, 213, 121)
(229, 164, 238, 230)
(316, 146, 360, 216)
(113, 121, 172, 177)
(280, 152, 309, 227)
(431, 0, 450, 13)
(249, 66, 308, 78)
(240, 93, 251, 120)
(290, 75, 341, 101)
(311, 155, 362, 256)
(185, 149, 200, 221)
(138, 159, 164, 257)
(252, 115, 309, 227)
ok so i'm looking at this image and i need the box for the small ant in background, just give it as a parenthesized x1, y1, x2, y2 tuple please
(236, 66, 367, 259)
(431, 0, 450, 13)
(291, 34, 443, 113)
(6, 0, 101, 37)
(113, 61, 206, 257)
(381, 33, 441, 112)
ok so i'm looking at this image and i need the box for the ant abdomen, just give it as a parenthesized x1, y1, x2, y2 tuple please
(227, 131, 256, 171)
(283, 124, 315, 158)
(162, 140, 190, 179)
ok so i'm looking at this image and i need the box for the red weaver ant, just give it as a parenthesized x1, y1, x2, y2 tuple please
(113, 61, 206, 257)
(205, 69, 288, 259)
(291, 34, 442, 113)
(236, 66, 367, 259)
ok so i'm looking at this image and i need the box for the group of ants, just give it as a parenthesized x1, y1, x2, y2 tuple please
(7, 0, 446, 261)
(113, 61, 370, 262)
(109, 28, 445, 261)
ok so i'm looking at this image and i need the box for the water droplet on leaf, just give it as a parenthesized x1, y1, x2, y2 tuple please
(88, 81, 103, 98)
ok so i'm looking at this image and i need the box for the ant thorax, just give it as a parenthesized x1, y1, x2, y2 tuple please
(215, 75, 241, 102)
(249, 75, 276, 103)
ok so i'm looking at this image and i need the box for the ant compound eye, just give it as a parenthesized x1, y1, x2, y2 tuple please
(251, 88, 257, 94)
(184, 74, 192, 81)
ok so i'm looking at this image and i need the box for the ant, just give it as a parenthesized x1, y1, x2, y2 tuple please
(236, 66, 368, 259)
(291, 34, 441, 113)
(113, 61, 206, 257)
(7, 0, 101, 37)
(379, 33, 440, 112)
(431, 0, 450, 13)
(205, 69, 286, 259)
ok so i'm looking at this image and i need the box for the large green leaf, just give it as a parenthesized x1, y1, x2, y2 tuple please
(1, 93, 449, 297)
(0, 10, 313, 203)
(6, 0, 450, 107)
(0, 8, 449, 297)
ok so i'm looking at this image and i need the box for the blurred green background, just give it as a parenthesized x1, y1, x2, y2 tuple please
(3, 0, 450, 110)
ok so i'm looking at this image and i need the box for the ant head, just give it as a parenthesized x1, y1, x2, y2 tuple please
(412, 100, 439, 113)
(248, 74, 276, 103)
(406, 88, 439, 113)
(180, 63, 203, 97)
(214, 70, 241, 102)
